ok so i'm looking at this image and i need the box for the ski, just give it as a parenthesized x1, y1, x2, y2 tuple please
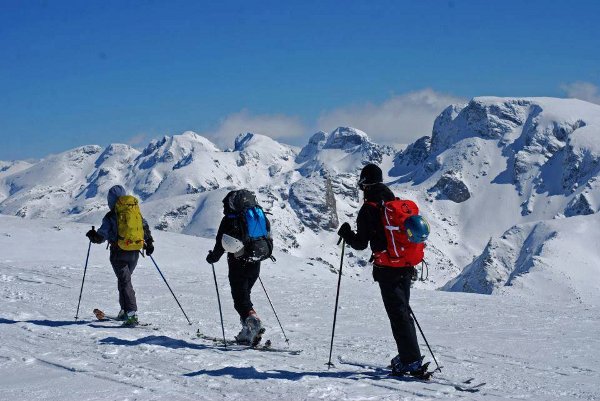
(196, 332, 302, 355)
(92, 308, 154, 329)
(337, 356, 484, 393)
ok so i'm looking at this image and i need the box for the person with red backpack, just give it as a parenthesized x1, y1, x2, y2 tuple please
(337, 163, 430, 378)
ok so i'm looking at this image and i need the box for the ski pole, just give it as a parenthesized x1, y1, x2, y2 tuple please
(409, 306, 442, 372)
(211, 263, 227, 348)
(149, 255, 192, 325)
(75, 226, 94, 320)
(258, 277, 289, 345)
(326, 237, 345, 368)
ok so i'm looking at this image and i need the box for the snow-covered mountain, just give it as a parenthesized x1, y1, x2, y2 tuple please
(2, 97, 600, 303)
(443, 213, 600, 306)
(389, 97, 600, 298)
(0, 127, 395, 275)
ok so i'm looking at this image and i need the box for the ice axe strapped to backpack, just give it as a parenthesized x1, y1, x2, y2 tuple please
(225, 190, 273, 262)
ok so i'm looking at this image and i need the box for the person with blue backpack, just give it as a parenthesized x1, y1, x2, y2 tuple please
(206, 189, 273, 346)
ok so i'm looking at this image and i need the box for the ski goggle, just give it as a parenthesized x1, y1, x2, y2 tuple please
(357, 177, 378, 190)
(357, 177, 366, 190)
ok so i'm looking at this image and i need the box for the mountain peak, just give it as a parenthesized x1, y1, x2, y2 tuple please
(233, 132, 256, 151)
(323, 127, 370, 150)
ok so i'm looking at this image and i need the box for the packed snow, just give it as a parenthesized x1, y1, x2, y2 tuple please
(1, 215, 599, 400)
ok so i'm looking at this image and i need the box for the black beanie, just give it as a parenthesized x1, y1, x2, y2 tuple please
(359, 163, 383, 185)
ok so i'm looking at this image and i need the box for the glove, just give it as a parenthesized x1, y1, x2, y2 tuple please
(206, 250, 220, 264)
(144, 241, 154, 256)
(337, 222, 353, 241)
(86, 229, 103, 244)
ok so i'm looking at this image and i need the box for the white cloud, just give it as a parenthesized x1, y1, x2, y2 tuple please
(127, 133, 148, 146)
(197, 89, 465, 149)
(202, 109, 307, 149)
(561, 81, 600, 105)
(317, 89, 466, 146)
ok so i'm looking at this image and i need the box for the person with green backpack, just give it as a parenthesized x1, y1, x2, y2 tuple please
(86, 185, 154, 326)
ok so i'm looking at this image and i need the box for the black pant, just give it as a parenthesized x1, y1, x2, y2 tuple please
(228, 256, 260, 320)
(373, 266, 421, 364)
(110, 249, 139, 313)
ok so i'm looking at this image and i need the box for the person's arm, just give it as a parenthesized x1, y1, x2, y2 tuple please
(344, 206, 377, 250)
(142, 217, 153, 243)
(210, 218, 228, 261)
(96, 212, 114, 244)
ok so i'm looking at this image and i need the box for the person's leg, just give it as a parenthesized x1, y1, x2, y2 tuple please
(376, 269, 421, 364)
(228, 258, 251, 319)
(242, 261, 263, 345)
(243, 261, 261, 315)
(110, 252, 127, 312)
(110, 250, 138, 313)
(123, 251, 139, 313)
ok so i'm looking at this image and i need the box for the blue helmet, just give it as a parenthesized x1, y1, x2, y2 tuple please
(405, 215, 430, 243)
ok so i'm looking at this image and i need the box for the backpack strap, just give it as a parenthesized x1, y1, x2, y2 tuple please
(364, 200, 381, 208)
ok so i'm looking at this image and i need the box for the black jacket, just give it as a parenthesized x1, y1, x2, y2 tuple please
(344, 183, 395, 253)
(210, 211, 271, 262)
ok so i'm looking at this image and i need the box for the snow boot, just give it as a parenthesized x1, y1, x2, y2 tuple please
(234, 319, 252, 345)
(391, 355, 426, 377)
(245, 311, 265, 347)
(122, 312, 139, 327)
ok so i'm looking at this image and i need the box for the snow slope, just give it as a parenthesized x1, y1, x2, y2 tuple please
(1, 215, 599, 401)
(444, 213, 600, 306)
(389, 97, 600, 290)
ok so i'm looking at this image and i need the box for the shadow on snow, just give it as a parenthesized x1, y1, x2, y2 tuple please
(99, 335, 218, 351)
(184, 365, 386, 381)
(0, 317, 91, 326)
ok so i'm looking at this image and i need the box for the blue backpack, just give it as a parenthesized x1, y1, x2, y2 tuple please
(227, 190, 273, 262)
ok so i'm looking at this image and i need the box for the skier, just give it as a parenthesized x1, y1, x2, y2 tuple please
(206, 189, 273, 346)
(337, 163, 428, 377)
(85, 185, 154, 326)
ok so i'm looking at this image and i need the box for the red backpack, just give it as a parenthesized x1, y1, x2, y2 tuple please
(365, 199, 425, 268)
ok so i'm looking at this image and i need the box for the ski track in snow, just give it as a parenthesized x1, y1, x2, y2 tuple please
(1, 216, 599, 400)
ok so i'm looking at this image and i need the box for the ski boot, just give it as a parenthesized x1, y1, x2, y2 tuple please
(391, 355, 431, 379)
(245, 310, 265, 347)
(122, 312, 139, 327)
(234, 319, 252, 345)
(116, 310, 127, 321)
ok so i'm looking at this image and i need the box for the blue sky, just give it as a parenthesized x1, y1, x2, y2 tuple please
(1, 0, 600, 160)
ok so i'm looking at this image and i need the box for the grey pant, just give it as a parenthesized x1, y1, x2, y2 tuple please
(110, 249, 139, 313)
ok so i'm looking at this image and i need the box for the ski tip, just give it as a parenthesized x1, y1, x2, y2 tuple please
(92, 308, 105, 320)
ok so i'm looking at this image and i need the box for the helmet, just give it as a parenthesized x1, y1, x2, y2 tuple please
(221, 233, 244, 253)
(404, 215, 430, 243)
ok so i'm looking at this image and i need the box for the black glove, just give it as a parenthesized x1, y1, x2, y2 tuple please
(144, 241, 154, 256)
(206, 250, 220, 264)
(86, 229, 103, 244)
(337, 222, 353, 241)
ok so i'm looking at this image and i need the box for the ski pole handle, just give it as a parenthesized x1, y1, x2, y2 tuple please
(337, 236, 342, 245)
